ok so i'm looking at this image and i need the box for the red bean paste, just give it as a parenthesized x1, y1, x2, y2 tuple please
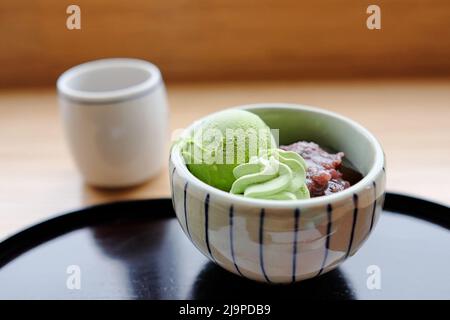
(280, 141, 351, 197)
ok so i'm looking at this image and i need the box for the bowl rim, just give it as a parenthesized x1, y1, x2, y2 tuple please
(171, 103, 385, 209)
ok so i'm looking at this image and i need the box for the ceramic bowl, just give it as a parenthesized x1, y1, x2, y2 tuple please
(169, 103, 386, 283)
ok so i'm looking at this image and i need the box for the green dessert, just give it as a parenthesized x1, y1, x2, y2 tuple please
(180, 109, 312, 200)
(230, 149, 310, 200)
(181, 109, 277, 191)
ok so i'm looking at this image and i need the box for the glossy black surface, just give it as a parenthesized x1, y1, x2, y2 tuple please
(0, 194, 449, 299)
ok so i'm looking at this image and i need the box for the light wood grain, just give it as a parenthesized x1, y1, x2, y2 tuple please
(1, 0, 450, 87)
(0, 79, 449, 240)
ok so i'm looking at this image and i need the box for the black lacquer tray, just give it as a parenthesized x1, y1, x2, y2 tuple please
(0, 193, 449, 300)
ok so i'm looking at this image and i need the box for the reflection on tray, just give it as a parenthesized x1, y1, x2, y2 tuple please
(190, 263, 355, 300)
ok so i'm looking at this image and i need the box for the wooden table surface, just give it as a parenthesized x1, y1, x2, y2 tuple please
(1, 79, 449, 239)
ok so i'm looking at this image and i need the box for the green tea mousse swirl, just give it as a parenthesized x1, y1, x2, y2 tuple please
(230, 149, 310, 200)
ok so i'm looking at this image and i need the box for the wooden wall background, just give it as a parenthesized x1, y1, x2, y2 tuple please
(1, 0, 450, 87)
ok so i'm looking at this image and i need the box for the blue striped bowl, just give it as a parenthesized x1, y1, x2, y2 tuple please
(169, 104, 386, 283)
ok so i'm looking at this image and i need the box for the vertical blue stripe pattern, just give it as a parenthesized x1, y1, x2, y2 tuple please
(259, 208, 271, 283)
(170, 167, 176, 190)
(229, 205, 244, 277)
(170, 167, 176, 209)
(204, 193, 215, 261)
(369, 181, 377, 232)
(183, 182, 191, 239)
(291, 208, 300, 283)
(345, 194, 359, 258)
(317, 204, 333, 276)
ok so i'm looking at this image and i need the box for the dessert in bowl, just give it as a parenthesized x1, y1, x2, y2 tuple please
(169, 103, 386, 283)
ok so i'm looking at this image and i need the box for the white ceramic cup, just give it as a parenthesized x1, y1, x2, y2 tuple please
(57, 58, 168, 188)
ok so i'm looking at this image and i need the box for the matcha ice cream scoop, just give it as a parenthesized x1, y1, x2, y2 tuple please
(230, 149, 310, 200)
(181, 109, 277, 191)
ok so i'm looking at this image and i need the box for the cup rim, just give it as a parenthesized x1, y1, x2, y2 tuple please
(171, 103, 385, 209)
(56, 58, 162, 103)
